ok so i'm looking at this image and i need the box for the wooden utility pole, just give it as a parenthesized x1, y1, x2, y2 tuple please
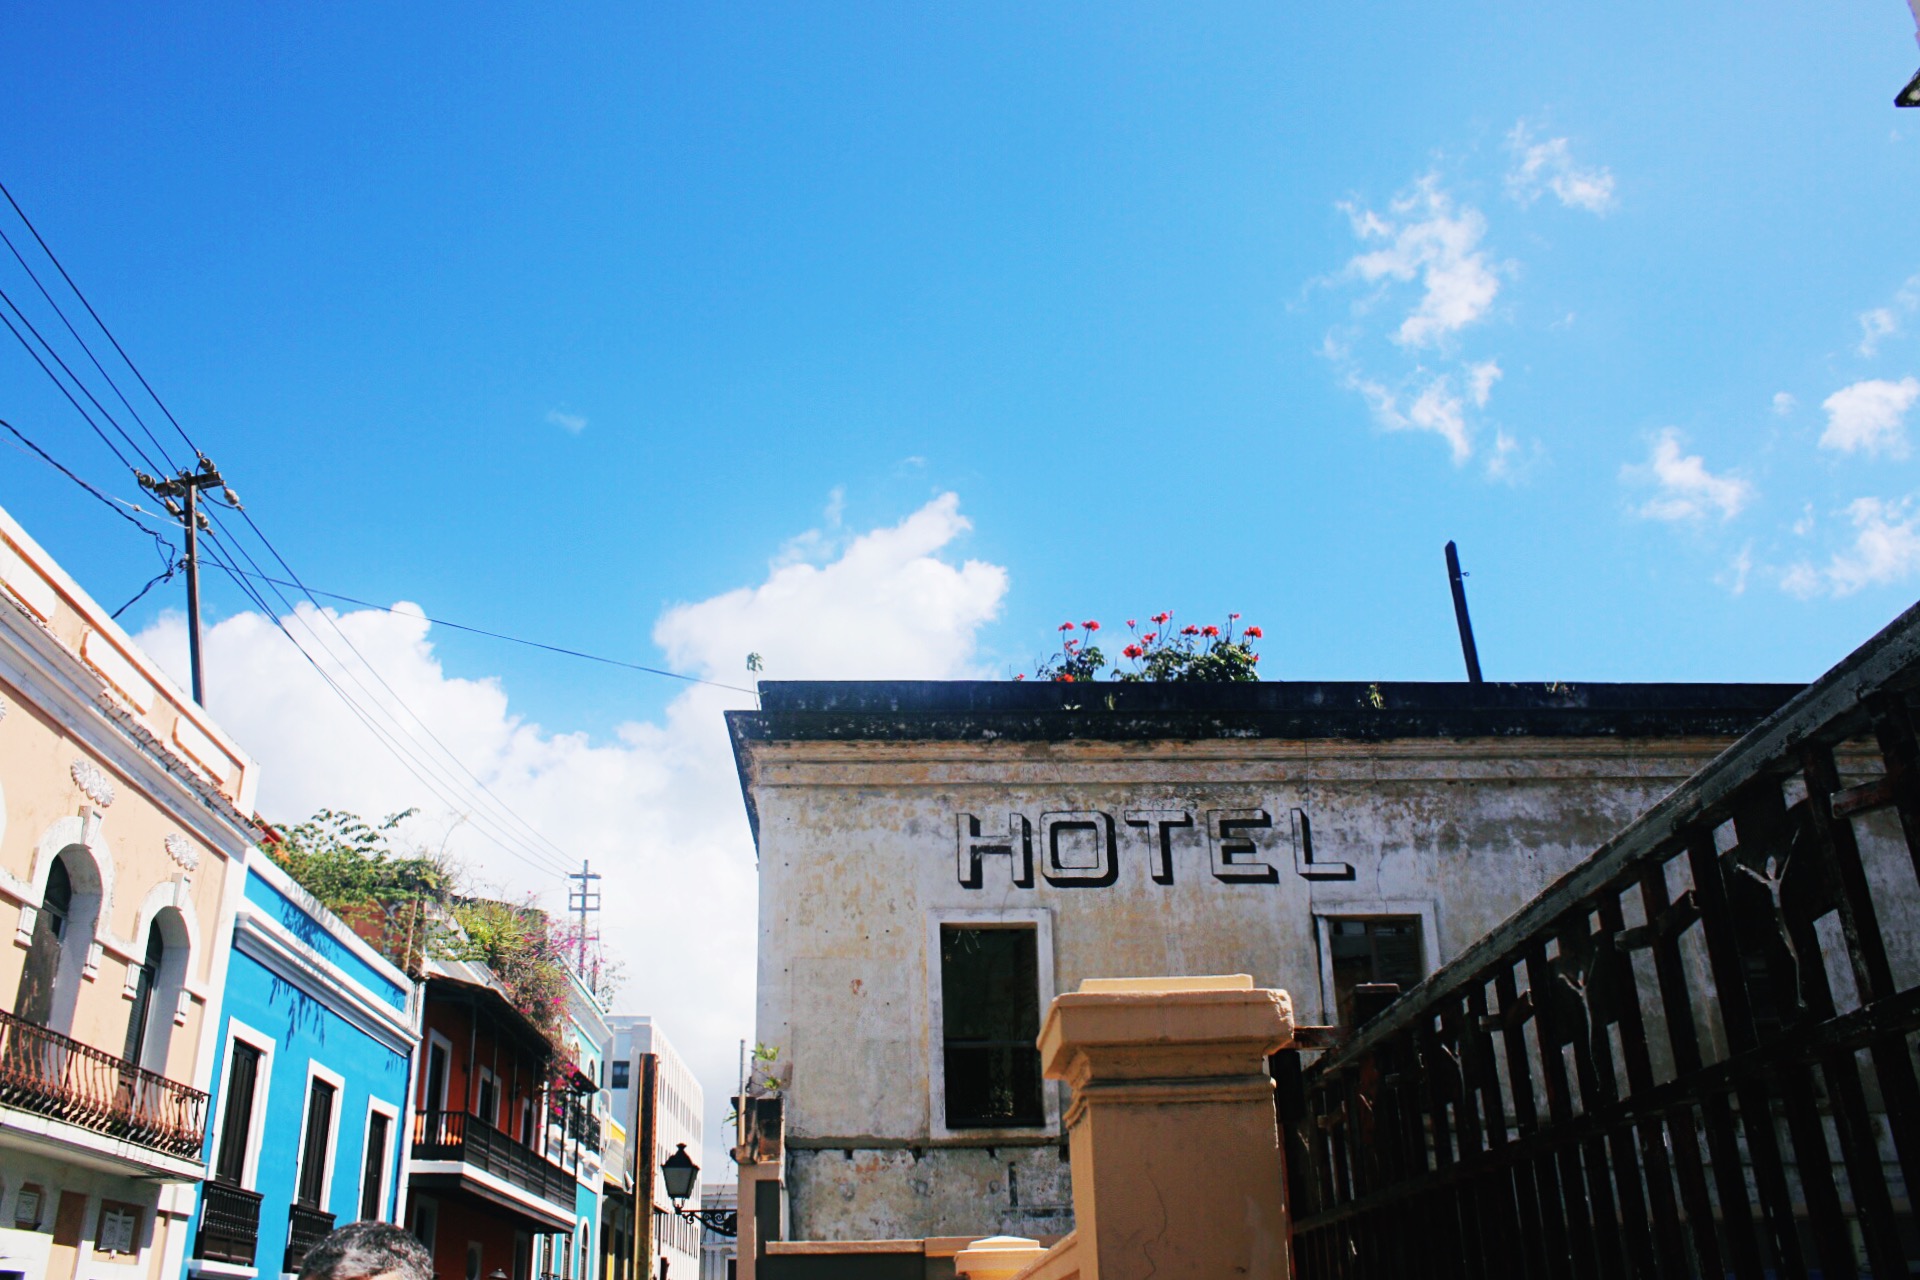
(140, 458, 231, 706)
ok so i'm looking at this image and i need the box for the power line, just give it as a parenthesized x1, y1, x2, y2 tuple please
(0, 417, 176, 562)
(214, 564, 758, 695)
(194, 525, 577, 880)
(0, 175, 196, 457)
(0, 280, 165, 478)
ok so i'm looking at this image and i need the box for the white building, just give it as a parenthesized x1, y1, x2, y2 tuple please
(608, 1016, 703, 1280)
(697, 1184, 735, 1280)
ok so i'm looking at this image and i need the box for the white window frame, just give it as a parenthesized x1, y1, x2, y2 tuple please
(423, 1030, 454, 1117)
(924, 907, 1059, 1142)
(475, 1066, 500, 1128)
(1311, 899, 1442, 1026)
(359, 1095, 401, 1222)
(205, 1018, 276, 1189)
(294, 1060, 346, 1215)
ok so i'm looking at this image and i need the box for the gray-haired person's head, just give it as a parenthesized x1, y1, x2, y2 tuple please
(298, 1221, 433, 1280)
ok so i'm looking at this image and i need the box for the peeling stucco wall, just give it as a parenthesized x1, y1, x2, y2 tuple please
(747, 731, 1775, 1242)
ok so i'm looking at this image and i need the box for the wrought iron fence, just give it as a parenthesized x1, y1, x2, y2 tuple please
(0, 1007, 208, 1158)
(283, 1203, 335, 1274)
(1283, 599, 1920, 1279)
(413, 1108, 576, 1208)
(193, 1182, 262, 1267)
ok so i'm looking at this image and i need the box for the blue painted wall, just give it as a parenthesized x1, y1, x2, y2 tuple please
(186, 860, 417, 1275)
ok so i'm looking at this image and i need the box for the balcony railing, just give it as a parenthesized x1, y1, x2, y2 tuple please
(413, 1109, 575, 1211)
(193, 1182, 262, 1268)
(0, 1007, 208, 1158)
(283, 1203, 335, 1274)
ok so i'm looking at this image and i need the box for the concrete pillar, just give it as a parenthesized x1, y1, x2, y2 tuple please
(1037, 975, 1295, 1280)
(954, 1236, 1049, 1278)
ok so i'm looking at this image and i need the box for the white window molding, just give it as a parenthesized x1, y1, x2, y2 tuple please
(295, 1060, 347, 1215)
(361, 1095, 401, 1222)
(923, 906, 1059, 1143)
(1311, 899, 1442, 1026)
(206, 1019, 276, 1189)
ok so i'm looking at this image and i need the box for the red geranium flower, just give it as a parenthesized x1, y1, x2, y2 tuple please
(1201, 625, 1220, 637)
(1245, 626, 1263, 639)
(1014, 673, 1025, 681)
(1230, 612, 1241, 620)
(1083, 620, 1100, 631)
(1060, 673, 1076, 682)
(1181, 624, 1200, 636)
(1153, 612, 1171, 624)
(1123, 644, 1143, 659)
(1059, 621, 1074, 631)
(1142, 633, 1156, 644)
(1126, 619, 1137, 629)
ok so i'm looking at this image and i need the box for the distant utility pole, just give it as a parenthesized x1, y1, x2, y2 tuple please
(139, 457, 234, 707)
(1444, 540, 1485, 685)
(566, 860, 603, 976)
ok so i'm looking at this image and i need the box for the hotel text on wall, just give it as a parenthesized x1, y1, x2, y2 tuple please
(955, 805, 1355, 889)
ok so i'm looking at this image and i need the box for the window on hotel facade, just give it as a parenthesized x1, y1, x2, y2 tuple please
(610, 1060, 629, 1089)
(1328, 917, 1425, 1027)
(297, 1077, 337, 1208)
(940, 925, 1044, 1129)
(121, 923, 164, 1066)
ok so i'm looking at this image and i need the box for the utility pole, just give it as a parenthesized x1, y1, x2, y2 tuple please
(139, 457, 234, 707)
(1444, 540, 1485, 685)
(567, 860, 603, 976)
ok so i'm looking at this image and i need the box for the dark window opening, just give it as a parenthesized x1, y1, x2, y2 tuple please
(941, 925, 1044, 1129)
(360, 1111, 390, 1219)
(424, 1042, 447, 1116)
(296, 1078, 336, 1208)
(610, 1061, 629, 1090)
(1329, 917, 1425, 1027)
(213, 1041, 261, 1185)
(14, 859, 72, 1026)
(122, 922, 164, 1066)
(477, 1074, 497, 1128)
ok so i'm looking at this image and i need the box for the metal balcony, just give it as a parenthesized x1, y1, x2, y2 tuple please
(0, 1007, 208, 1158)
(193, 1182, 263, 1268)
(412, 1109, 575, 1215)
(283, 1203, 336, 1274)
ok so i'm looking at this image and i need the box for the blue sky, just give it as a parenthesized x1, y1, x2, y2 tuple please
(4, 2, 1919, 1130)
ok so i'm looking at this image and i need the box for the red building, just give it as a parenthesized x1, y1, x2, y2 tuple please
(406, 958, 582, 1280)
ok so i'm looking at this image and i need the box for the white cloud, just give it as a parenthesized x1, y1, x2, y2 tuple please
(1820, 377, 1920, 457)
(1718, 543, 1754, 596)
(1349, 372, 1471, 463)
(1623, 429, 1753, 522)
(1344, 177, 1502, 348)
(546, 409, 588, 434)
(1467, 360, 1502, 408)
(1784, 496, 1920, 597)
(1856, 274, 1920, 357)
(1505, 122, 1617, 214)
(1772, 392, 1798, 416)
(133, 492, 1007, 1154)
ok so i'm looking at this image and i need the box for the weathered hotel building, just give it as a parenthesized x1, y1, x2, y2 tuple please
(727, 678, 1799, 1244)
(0, 506, 259, 1280)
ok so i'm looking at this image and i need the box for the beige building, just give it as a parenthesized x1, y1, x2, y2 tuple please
(0, 506, 259, 1280)
(727, 678, 1797, 1244)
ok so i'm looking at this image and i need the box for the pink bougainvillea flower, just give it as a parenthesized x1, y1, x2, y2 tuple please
(1083, 620, 1100, 631)
(1245, 626, 1263, 639)
(1201, 625, 1220, 637)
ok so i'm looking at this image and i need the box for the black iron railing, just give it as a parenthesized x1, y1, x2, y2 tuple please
(193, 1182, 262, 1267)
(413, 1109, 575, 1210)
(283, 1203, 335, 1273)
(1282, 600, 1920, 1277)
(0, 1007, 208, 1158)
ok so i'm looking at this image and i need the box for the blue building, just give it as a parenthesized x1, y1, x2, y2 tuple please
(183, 848, 420, 1278)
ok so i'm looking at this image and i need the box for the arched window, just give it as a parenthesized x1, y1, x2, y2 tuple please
(13, 859, 72, 1025)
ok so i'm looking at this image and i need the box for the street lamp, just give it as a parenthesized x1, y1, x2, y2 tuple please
(660, 1144, 737, 1237)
